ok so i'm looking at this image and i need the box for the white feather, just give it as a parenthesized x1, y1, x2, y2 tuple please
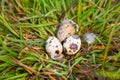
(83, 33, 96, 44)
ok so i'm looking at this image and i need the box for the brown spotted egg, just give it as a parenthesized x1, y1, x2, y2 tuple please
(45, 36, 63, 60)
(63, 35, 81, 55)
(57, 19, 79, 42)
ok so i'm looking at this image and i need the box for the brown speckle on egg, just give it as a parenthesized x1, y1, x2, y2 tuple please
(65, 25, 69, 28)
(49, 40, 52, 43)
(55, 50, 59, 54)
(70, 43, 78, 50)
(69, 50, 72, 52)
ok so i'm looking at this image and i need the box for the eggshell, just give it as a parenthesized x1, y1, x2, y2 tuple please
(45, 36, 63, 60)
(63, 35, 81, 55)
(50, 53, 64, 60)
(57, 19, 79, 42)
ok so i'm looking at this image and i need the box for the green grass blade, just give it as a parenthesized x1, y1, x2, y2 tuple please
(102, 16, 120, 67)
(0, 15, 19, 37)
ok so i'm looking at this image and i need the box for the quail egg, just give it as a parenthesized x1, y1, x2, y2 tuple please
(57, 19, 79, 42)
(63, 35, 81, 55)
(45, 36, 63, 60)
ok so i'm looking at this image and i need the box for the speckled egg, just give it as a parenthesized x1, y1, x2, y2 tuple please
(57, 19, 79, 42)
(63, 35, 81, 55)
(45, 36, 63, 60)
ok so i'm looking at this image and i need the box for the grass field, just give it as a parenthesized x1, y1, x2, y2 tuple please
(0, 0, 120, 80)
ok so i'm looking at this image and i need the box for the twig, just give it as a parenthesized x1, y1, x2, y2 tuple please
(112, 39, 120, 51)
(11, 57, 40, 75)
